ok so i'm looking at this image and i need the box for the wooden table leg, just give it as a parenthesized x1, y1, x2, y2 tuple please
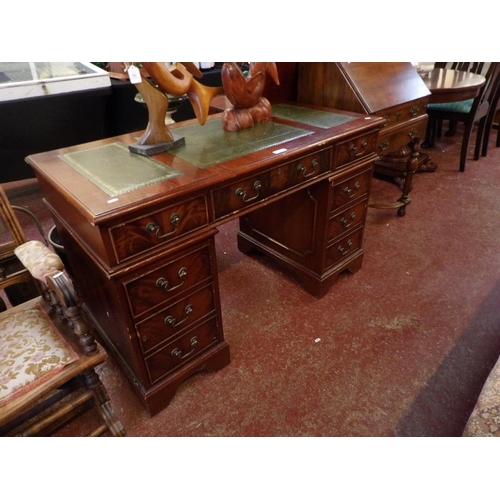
(368, 137, 420, 217)
(397, 138, 419, 216)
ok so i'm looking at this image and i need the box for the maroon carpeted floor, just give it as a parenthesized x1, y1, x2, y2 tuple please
(4, 123, 500, 437)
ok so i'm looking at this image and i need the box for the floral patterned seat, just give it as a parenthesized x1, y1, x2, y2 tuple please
(0, 300, 78, 408)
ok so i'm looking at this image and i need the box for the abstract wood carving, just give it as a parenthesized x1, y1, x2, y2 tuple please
(130, 62, 224, 155)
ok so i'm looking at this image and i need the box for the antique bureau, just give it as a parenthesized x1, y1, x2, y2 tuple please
(297, 62, 431, 215)
(27, 104, 384, 415)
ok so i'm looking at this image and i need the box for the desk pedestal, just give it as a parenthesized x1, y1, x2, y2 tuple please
(238, 157, 374, 298)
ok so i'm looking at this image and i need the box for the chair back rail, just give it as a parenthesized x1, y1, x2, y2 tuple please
(480, 66, 500, 156)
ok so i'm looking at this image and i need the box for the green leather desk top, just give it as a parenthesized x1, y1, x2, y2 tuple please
(60, 142, 180, 197)
(169, 118, 312, 169)
(58, 104, 357, 197)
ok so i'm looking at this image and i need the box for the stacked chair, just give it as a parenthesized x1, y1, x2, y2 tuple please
(0, 185, 124, 436)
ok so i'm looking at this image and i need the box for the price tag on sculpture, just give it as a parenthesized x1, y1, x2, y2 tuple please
(128, 64, 142, 84)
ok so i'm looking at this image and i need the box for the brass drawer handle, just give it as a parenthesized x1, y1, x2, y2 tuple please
(378, 141, 389, 152)
(350, 141, 368, 157)
(297, 159, 319, 178)
(344, 182, 360, 198)
(340, 212, 356, 228)
(145, 213, 180, 239)
(407, 129, 418, 139)
(171, 336, 198, 360)
(337, 239, 353, 256)
(156, 267, 187, 292)
(164, 304, 193, 327)
(409, 105, 419, 117)
(235, 180, 262, 203)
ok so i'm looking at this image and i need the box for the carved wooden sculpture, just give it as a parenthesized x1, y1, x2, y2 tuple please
(221, 62, 280, 132)
(130, 62, 224, 155)
(130, 62, 280, 155)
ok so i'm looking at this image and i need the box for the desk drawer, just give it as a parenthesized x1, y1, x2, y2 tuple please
(109, 195, 208, 263)
(136, 283, 216, 354)
(376, 115, 428, 155)
(333, 131, 378, 170)
(325, 228, 363, 268)
(327, 200, 367, 243)
(145, 315, 220, 384)
(374, 100, 427, 131)
(124, 243, 214, 318)
(330, 165, 372, 211)
(212, 148, 331, 220)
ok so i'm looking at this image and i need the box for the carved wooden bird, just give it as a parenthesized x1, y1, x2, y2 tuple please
(221, 62, 280, 132)
(222, 62, 280, 109)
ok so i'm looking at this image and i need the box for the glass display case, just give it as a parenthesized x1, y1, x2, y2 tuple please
(0, 62, 111, 102)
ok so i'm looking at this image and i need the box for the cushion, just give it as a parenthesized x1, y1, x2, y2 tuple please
(427, 98, 474, 114)
(463, 356, 500, 436)
(0, 303, 78, 408)
(14, 240, 64, 284)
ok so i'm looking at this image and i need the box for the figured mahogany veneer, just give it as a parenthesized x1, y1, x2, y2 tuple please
(27, 107, 384, 416)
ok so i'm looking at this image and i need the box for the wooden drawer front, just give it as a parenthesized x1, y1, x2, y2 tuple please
(377, 115, 428, 155)
(109, 196, 208, 263)
(327, 200, 367, 243)
(375, 100, 427, 131)
(125, 244, 213, 318)
(330, 166, 372, 211)
(136, 283, 216, 354)
(334, 132, 378, 169)
(212, 148, 331, 220)
(325, 228, 363, 268)
(145, 316, 220, 384)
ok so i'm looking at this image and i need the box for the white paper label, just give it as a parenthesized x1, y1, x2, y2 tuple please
(128, 65, 142, 84)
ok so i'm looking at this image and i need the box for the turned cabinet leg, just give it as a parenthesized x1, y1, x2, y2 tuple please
(397, 138, 419, 216)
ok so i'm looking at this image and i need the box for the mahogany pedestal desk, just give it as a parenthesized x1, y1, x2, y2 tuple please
(297, 62, 432, 215)
(26, 104, 384, 416)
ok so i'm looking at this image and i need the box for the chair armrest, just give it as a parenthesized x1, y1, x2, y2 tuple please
(14, 240, 64, 284)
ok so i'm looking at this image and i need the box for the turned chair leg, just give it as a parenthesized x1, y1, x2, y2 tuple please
(81, 369, 126, 437)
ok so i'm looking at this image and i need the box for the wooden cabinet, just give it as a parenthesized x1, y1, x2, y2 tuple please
(27, 106, 384, 415)
(297, 62, 431, 215)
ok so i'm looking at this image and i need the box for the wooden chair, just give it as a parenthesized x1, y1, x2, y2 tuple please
(0, 188, 40, 312)
(425, 62, 500, 172)
(432, 63, 487, 138)
(480, 68, 500, 157)
(0, 185, 125, 436)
